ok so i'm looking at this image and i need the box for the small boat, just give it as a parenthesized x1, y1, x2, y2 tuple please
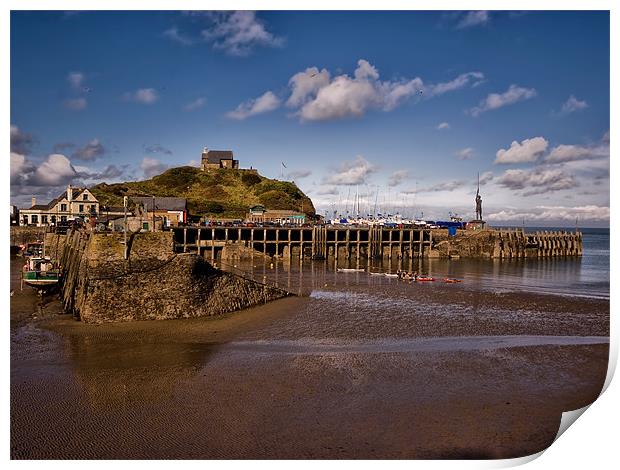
(337, 268, 365, 273)
(416, 277, 435, 282)
(19, 241, 44, 257)
(368, 272, 385, 276)
(21, 256, 62, 293)
(443, 278, 462, 283)
(384, 273, 399, 278)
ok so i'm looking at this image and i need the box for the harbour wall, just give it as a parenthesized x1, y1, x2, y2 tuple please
(46, 230, 289, 324)
(10, 226, 47, 247)
(172, 226, 582, 261)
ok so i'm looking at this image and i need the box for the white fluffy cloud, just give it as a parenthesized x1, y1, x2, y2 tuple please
(325, 156, 377, 185)
(436, 122, 450, 130)
(455, 11, 490, 29)
(469, 84, 537, 116)
(486, 205, 609, 223)
(388, 169, 410, 187)
(72, 138, 105, 161)
(30, 154, 78, 186)
(226, 91, 281, 120)
(140, 157, 168, 178)
(495, 137, 548, 164)
(420, 180, 466, 192)
(286, 67, 331, 108)
(456, 148, 474, 160)
(496, 167, 578, 195)
(10, 125, 34, 154)
(479, 171, 494, 185)
(201, 11, 284, 56)
(560, 95, 588, 115)
(124, 88, 159, 104)
(288, 60, 483, 121)
(545, 143, 609, 163)
(184, 97, 207, 111)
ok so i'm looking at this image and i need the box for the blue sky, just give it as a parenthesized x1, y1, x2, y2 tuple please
(10, 10, 610, 225)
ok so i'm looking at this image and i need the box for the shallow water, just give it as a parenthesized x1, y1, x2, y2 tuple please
(233, 227, 609, 300)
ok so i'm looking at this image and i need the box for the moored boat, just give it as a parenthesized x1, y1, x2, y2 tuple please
(416, 277, 435, 282)
(337, 268, 365, 273)
(21, 256, 62, 293)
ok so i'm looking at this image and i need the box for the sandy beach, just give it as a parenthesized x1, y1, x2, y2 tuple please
(10, 256, 609, 459)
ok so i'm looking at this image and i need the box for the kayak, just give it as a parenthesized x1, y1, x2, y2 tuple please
(384, 273, 399, 278)
(443, 278, 462, 283)
(416, 277, 435, 282)
(337, 268, 365, 273)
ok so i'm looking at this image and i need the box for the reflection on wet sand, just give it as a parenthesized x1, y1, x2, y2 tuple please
(10, 255, 609, 459)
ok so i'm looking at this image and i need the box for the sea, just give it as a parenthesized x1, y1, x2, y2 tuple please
(235, 227, 610, 301)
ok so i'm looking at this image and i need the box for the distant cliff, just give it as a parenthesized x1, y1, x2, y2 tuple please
(90, 166, 316, 219)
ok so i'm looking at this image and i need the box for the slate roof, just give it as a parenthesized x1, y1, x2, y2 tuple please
(202, 150, 235, 164)
(25, 188, 92, 210)
(132, 197, 187, 211)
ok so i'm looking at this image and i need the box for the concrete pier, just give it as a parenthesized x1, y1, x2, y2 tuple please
(172, 226, 582, 261)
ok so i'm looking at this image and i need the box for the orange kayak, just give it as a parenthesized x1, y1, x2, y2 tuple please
(416, 277, 435, 282)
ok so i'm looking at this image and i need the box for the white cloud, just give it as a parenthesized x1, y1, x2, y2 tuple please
(388, 169, 410, 187)
(426, 72, 485, 96)
(72, 138, 105, 161)
(486, 205, 609, 223)
(546, 143, 609, 163)
(163, 26, 194, 45)
(67, 71, 85, 89)
(184, 97, 207, 111)
(420, 180, 466, 192)
(560, 95, 588, 115)
(10, 125, 34, 154)
(201, 11, 284, 56)
(226, 91, 281, 120)
(469, 84, 537, 116)
(140, 157, 168, 178)
(456, 148, 474, 160)
(10, 153, 34, 184)
(289, 59, 483, 121)
(325, 155, 377, 185)
(288, 169, 312, 180)
(479, 171, 494, 185)
(436, 122, 450, 130)
(455, 11, 490, 29)
(496, 167, 578, 195)
(30, 154, 78, 186)
(64, 97, 87, 111)
(495, 137, 548, 164)
(286, 67, 331, 108)
(124, 88, 159, 104)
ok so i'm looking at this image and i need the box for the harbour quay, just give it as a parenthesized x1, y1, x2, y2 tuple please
(172, 225, 583, 261)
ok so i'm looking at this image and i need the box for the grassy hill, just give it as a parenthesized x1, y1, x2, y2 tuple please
(90, 166, 316, 219)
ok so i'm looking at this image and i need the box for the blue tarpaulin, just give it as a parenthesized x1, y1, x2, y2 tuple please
(448, 226, 457, 237)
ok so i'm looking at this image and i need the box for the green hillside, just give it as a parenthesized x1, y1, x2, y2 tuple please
(90, 166, 316, 219)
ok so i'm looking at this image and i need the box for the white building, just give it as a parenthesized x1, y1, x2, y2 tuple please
(19, 185, 100, 226)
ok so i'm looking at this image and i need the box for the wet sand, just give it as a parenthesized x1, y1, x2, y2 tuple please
(10, 257, 609, 459)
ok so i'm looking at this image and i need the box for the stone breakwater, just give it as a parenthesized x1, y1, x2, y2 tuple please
(46, 231, 288, 324)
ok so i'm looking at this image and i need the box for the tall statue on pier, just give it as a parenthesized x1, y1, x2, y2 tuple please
(475, 173, 483, 221)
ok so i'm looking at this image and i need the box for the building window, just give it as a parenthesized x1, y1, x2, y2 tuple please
(90, 205, 95, 212)
(22, 215, 28, 224)
(61, 216, 67, 222)
(51, 216, 56, 223)
(142, 222, 149, 230)
(83, 193, 88, 201)
(42, 215, 48, 224)
(31, 215, 38, 224)
(79, 204, 84, 213)
(60, 203, 67, 211)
